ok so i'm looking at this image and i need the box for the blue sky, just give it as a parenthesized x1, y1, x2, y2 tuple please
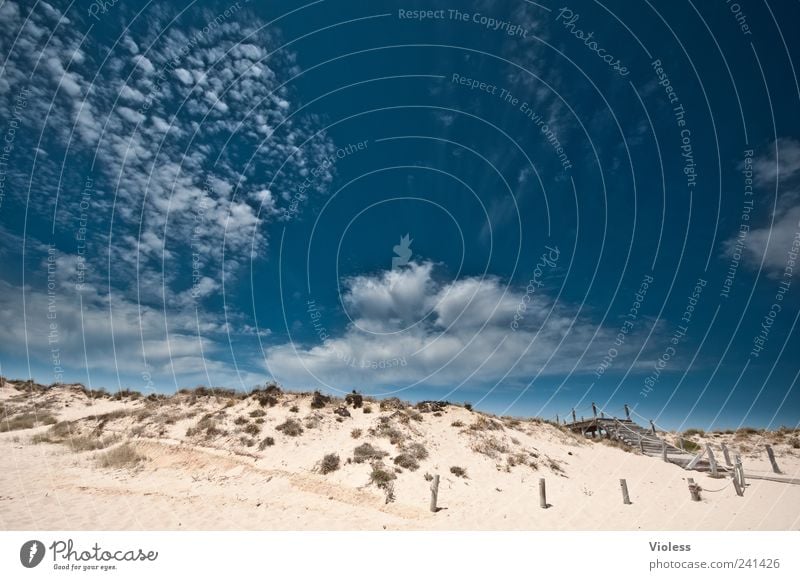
(0, 0, 798, 430)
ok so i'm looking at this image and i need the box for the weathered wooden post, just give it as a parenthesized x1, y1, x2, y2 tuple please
(662, 440, 668, 462)
(765, 445, 781, 474)
(679, 438, 685, 452)
(735, 454, 745, 489)
(539, 478, 547, 509)
(620, 479, 631, 505)
(650, 419, 656, 434)
(687, 478, 701, 501)
(429, 474, 440, 512)
(732, 474, 744, 497)
(707, 444, 720, 478)
(592, 402, 597, 418)
(624, 403, 631, 421)
(572, 409, 577, 423)
(638, 434, 644, 453)
(720, 442, 732, 466)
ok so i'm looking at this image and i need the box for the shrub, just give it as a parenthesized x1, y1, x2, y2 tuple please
(318, 453, 340, 474)
(186, 416, 222, 438)
(369, 462, 397, 485)
(98, 443, 143, 469)
(393, 453, 419, 471)
(289, 405, 299, 413)
(470, 416, 503, 431)
(244, 423, 261, 436)
(363, 406, 372, 414)
(451, 420, 464, 428)
(276, 419, 303, 436)
(254, 393, 278, 407)
(405, 442, 428, 460)
(345, 391, 363, 408)
(450, 466, 467, 478)
(240, 436, 256, 447)
(353, 443, 388, 463)
(259, 436, 275, 449)
(464, 403, 473, 411)
(471, 436, 509, 458)
(351, 428, 362, 439)
(264, 383, 282, 396)
(249, 409, 266, 418)
(379, 398, 403, 411)
(234, 416, 249, 426)
(789, 437, 800, 449)
(683, 428, 705, 438)
(310, 391, 330, 409)
(679, 438, 701, 452)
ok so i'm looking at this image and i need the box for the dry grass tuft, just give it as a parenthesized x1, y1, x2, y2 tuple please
(97, 443, 143, 469)
(276, 418, 304, 436)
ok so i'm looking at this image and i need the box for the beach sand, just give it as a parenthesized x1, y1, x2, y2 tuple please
(2, 380, 799, 530)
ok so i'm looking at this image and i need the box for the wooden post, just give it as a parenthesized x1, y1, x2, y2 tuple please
(720, 442, 732, 466)
(765, 445, 781, 474)
(679, 438, 685, 452)
(620, 479, 631, 505)
(650, 419, 656, 434)
(572, 409, 576, 423)
(687, 478, 701, 501)
(662, 440, 668, 462)
(539, 478, 547, 509)
(592, 402, 597, 418)
(707, 444, 719, 478)
(638, 434, 644, 453)
(624, 404, 630, 421)
(735, 454, 745, 488)
(429, 474, 440, 512)
(732, 473, 744, 497)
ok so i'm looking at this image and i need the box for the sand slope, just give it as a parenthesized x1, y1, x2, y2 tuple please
(1, 380, 799, 530)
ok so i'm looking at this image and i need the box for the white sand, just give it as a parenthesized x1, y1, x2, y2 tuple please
(1, 381, 799, 530)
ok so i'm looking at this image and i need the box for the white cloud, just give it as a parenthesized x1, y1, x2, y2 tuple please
(725, 139, 800, 275)
(265, 262, 622, 392)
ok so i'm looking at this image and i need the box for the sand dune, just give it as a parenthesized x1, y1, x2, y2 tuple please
(1, 379, 799, 530)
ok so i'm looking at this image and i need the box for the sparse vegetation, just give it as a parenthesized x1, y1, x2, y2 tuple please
(353, 442, 388, 463)
(678, 438, 701, 453)
(369, 461, 397, 503)
(310, 391, 330, 409)
(393, 453, 419, 471)
(186, 416, 223, 439)
(471, 436, 509, 458)
(244, 423, 261, 436)
(470, 416, 503, 431)
(249, 409, 266, 418)
(259, 436, 275, 450)
(363, 406, 372, 414)
(97, 443, 143, 469)
(345, 391, 363, 408)
(683, 428, 705, 438)
(276, 419, 303, 436)
(450, 465, 467, 478)
(351, 428, 362, 439)
(318, 453, 340, 474)
(234, 416, 249, 425)
(405, 442, 428, 460)
(289, 405, 299, 413)
(0, 413, 57, 432)
(451, 420, 464, 428)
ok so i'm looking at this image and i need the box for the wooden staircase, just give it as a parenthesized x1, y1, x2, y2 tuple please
(567, 417, 730, 474)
